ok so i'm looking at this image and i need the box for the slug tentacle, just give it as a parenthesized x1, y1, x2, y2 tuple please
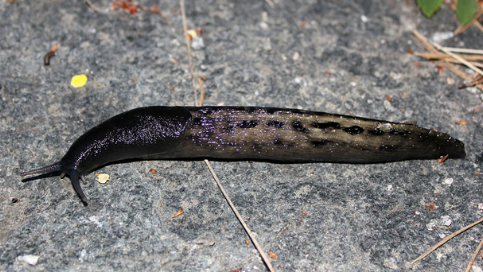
(20, 106, 466, 205)
(70, 170, 88, 206)
(20, 162, 62, 177)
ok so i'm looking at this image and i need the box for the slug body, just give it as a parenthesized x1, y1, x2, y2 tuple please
(21, 106, 466, 205)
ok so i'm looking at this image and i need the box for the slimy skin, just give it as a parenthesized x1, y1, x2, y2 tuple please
(20, 106, 466, 205)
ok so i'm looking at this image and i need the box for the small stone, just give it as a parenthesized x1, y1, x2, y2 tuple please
(191, 37, 205, 50)
(426, 219, 439, 230)
(440, 215, 452, 226)
(443, 178, 453, 186)
(18, 255, 39, 265)
(383, 100, 396, 112)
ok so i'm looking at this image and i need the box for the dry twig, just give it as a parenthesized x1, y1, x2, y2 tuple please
(432, 42, 483, 77)
(265, 0, 275, 8)
(204, 160, 275, 272)
(85, 0, 109, 13)
(197, 76, 205, 107)
(180, 0, 198, 106)
(411, 218, 483, 265)
(412, 30, 483, 91)
(414, 52, 483, 61)
(465, 237, 483, 272)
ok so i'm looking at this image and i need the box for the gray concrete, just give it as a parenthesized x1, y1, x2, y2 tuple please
(1, 0, 482, 271)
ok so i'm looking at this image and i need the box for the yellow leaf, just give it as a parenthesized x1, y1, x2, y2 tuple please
(71, 74, 87, 88)
(187, 29, 197, 39)
(172, 210, 184, 218)
(95, 173, 110, 184)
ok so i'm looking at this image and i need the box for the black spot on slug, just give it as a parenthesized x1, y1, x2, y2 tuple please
(389, 129, 410, 136)
(312, 122, 341, 129)
(311, 140, 330, 147)
(342, 126, 364, 135)
(292, 121, 310, 132)
(192, 117, 202, 126)
(236, 120, 258, 128)
(368, 129, 385, 136)
(267, 120, 284, 128)
(273, 137, 284, 146)
(225, 125, 235, 133)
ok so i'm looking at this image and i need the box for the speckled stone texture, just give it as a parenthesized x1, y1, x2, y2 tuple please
(1, 0, 482, 271)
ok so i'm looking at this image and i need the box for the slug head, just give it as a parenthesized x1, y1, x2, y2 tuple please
(21, 106, 193, 205)
(20, 163, 89, 206)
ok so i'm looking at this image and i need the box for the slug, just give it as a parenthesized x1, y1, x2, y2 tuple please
(20, 106, 466, 205)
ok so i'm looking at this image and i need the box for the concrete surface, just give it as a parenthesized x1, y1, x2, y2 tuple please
(1, 0, 482, 271)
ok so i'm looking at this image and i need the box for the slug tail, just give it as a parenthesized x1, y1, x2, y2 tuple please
(70, 170, 89, 206)
(20, 162, 62, 177)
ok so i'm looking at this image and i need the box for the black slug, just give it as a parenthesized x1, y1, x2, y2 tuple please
(20, 106, 466, 205)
